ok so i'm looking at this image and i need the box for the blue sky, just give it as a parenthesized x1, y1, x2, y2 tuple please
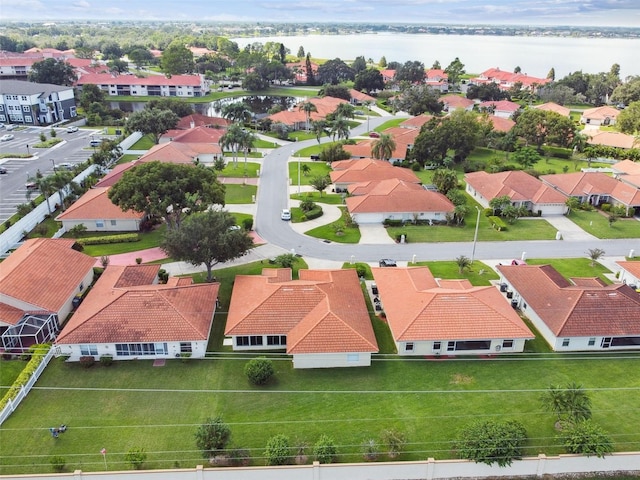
(2, 0, 640, 26)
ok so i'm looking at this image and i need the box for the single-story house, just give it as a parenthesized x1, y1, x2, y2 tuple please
(0, 239, 95, 351)
(372, 267, 534, 355)
(225, 268, 378, 369)
(470, 68, 549, 90)
(139, 141, 221, 165)
(94, 160, 140, 188)
(160, 125, 225, 146)
(497, 264, 640, 351)
(175, 113, 230, 130)
(56, 187, 146, 232)
(425, 69, 449, 92)
(75, 73, 209, 97)
(487, 115, 515, 132)
(478, 100, 521, 119)
(330, 158, 420, 191)
(585, 130, 637, 150)
(346, 179, 454, 224)
(349, 88, 376, 105)
(541, 172, 640, 215)
(267, 96, 348, 130)
(55, 264, 219, 361)
(380, 69, 396, 83)
(534, 102, 571, 117)
(580, 106, 620, 126)
(612, 160, 640, 190)
(465, 170, 569, 215)
(616, 261, 640, 291)
(440, 95, 474, 112)
(343, 127, 420, 163)
(400, 114, 433, 130)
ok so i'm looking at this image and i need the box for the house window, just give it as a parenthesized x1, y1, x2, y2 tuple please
(447, 341, 455, 351)
(347, 353, 359, 362)
(180, 342, 192, 353)
(405, 342, 414, 352)
(267, 335, 286, 346)
(110, 220, 117, 226)
(79, 282, 84, 291)
(588, 338, 596, 346)
(433, 341, 441, 351)
(115, 343, 167, 356)
(562, 338, 570, 347)
(236, 336, 249, 346)
(22, 105, 30, 112)
(0, 105, 4, 111)
(70, 106, 76, 116)
(80, 345, 98, 356)
(250, 336, 263, 346)
(523, 303, 527, 310)
(502, 340, 514, 349)
(24, 116, 32, 123)
(96, 220, 104, 228)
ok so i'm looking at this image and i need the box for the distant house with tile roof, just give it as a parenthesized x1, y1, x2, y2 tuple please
(541, 172, 640, 215)
(349, 89, 376, 105)
(425, 69, 449, 92)
(175, 113, 230, 130)
(440, 95, 475, 112)
(75, 73, 208, 97)
(580, 106, 620, 126)
(478, 100, 521, 119)
(612, 160, 640, 190)
(55, 264, 219, 361)
(56, 187, 146, 232)
(400, 114, 433, 130)
(616, 261, 640, 291)
(343, 126, 419, 163)
(380, 69, 396, 83)
(372, 267, 533, 355)
(585, 130, 637, 149)
(0, 239, 95, 351)
(330, 158, 420, 191)
(470, 67, 549, 91)
(267, 96, 348, 129)
(225, 268, 378, 369)
(346, 179, 454, 224)
(497, 264, 640, 351)
(486, 115, 515, 132)
(465, 170, 568, 215)
(159, 125, 225, 151)
(94, 161, 140, 188)
(534, 102, 571, 117)
(139, 141, 221, 165)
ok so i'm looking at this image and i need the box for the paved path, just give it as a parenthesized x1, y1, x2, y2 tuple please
(541, 215, 598, 241)
(359, 224, 396, 244)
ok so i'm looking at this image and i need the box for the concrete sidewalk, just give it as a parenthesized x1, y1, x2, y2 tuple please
(540, 215, 598, 241)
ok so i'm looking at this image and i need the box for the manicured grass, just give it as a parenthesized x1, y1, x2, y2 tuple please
(291, 192, 344, 204)
(223, 151, 263, 159)
(105, 87, 318, 104)
(410, 261, 500, 286)
(0, 358, 25, 397)
(32, 139, 63, 149)
(293, 143, 331, 157)
(129, 134, 155, 150)
(66, 225, 167, 257)
(305, 207, 361, 243)
(3, 351, 640, 474)
(287, 161, 331, 185)
(26, 212, 63, 238)
(224, 184, 257, 204)
(524, 257, 612, 284)
(374, 118, 406, 131)
(341, 262, 373, 280)
(290, 206, 322, 223)
(567, 210, 640, 239)
(228, 212, 253, 229)
(253, 138, 277, 148)
(386, 216, 558, 243)
(219, 161, 260, 178)
(116, 154, 140, 165)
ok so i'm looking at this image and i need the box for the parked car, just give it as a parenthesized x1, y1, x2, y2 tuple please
(57, 162, 74, 170)
(90, 139, 102, 147)
(368, 132, 380, 138)
(0, 167, 7, 174)
(5, 124, 17, 131)
(66, 126, 79, 133)
(281, 208, 291, 221)
(1, 134, 14, 141)
(25, 182, 38, 190)
(378, 259, 397, 267)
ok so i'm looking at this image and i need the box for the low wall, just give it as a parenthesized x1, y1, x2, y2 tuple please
(1, 453, 638, 480)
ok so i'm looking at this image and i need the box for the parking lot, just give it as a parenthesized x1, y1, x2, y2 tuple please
(0, 125, 102, 224)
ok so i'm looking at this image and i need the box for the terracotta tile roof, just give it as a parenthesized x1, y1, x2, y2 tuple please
(0, 239, 95, 314)
(138, 142, 201, 163)
(400, 114, 433, 129)
(56, 187, 144, 222)
(94, 161, 139, 188)
(440, 95, 475, 110)
(570, 277, 607, 287)
(56, 265, 219, 344)
(541, 172, 618, 196)
(617, 261, 640, 279)
(465, 170, 568, 204)
(473, 68, 549, 88)
(347, 178, 424, 196)
(488, 115, 515, 132)
(426, 69, 448, 81)
(114, 265, 160, 288)
(534, 102, 571, 117)
(613, 160, 640, 176)
(581, 106, 620, 121)
(76, 73, 202, 87)
(225, 268, 377, 354)
(372, 267, 533, 341)
(332, 158, 393, 171)
(331, 161, 420, 185)
(478, 100, 521, 113)
(347, 183, 454, 215)
(498, 264, 640, 337)
(586, 131, 636, 149)
(349, 89, 376, 103)
(176, 114, 230, 130)
(0, 303, 28, 327)
(268, 96, 348, 126)
(162, 125, 225, 145)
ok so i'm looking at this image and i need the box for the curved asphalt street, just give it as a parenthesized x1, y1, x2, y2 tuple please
(254, 116, 639, 264)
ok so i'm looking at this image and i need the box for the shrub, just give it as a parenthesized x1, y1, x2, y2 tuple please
(304, 205, 323, 220)
(483, 208, 493, 217)
(300, 199, 316, 212)
(355, 264, 367, 278)
(411, 162, 422, 171)
(195, 416, 231, 457)
(381, 429, 406, 458)
(135, 257, 142, 264)
(99, 355, 113, 366)
(180, 352, 191, 363)
(77, 233, 139, 245)
(124, 447, 147, 469)
(242, 218, 253, 231)
(265, 434, 291, 465)
(542, 145, 572, 159)
(361, 438, 379, 461)
(489, 216, 507, 231)
(601, 203, 611, 212)
(0, 345, 51, 411)
(561, 420, 614, 458)
(244, 357, 275, 385)
(313, 435, 337, 464)
(455, 420, 527, 467)
(79, 356, 95, 368)
(39, 132, 46, 142)
(158, 269, 169, 284)
(382, 219, 403, 227)
(50, 456, 66, 473)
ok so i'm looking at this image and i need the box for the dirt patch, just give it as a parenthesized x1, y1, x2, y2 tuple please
(450, 373, 473, 385)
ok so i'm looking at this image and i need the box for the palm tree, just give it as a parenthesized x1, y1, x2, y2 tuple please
(49, 171, 74, 211)
(330, 116, 350, 141)
(541, 383, 592, 428)
(586, 247, 605, 267)
(371, 133, 396, 162)
(301, 164, 311, 176)
(35, 175, 56, 214)
(456, 255, 471, 274)
(222, 102, 252, 125)
(298, 101, 317, 132)
(311, 120, 327, 144)
(238, 129, 256, 176)
(220, 123, 244, 167)
(334, 102, 355, 120)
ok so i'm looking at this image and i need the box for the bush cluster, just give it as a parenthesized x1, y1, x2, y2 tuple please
(0, 344, 51, 411)
(77, 233, 139, 245)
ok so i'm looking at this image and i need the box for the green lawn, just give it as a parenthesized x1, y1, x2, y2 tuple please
(567, 210, 640, 239)
(67, 225, 167, 257)
(305, 207, 361, 243)
(3, 351, 640, 474)
(294, 141, 340, 157)
(0, 359, 25, 397)
(105, 87, 318, 104)
(253, 138, 278, 148)
(386, 216, 558, 243)
(374, 118, 407, 131)
(219, 161, 260, 178)
(129, 134, 155, 150)
(287, 161, 331, 185)
(290, 192, 344, 204)
(524, 257, 612, 284)
(224, 184, 257, 204)
(410, 261, 500, 286)
(116, 154, 140, 165)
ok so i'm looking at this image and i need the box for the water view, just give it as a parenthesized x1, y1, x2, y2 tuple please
(232, 33, 640, 79)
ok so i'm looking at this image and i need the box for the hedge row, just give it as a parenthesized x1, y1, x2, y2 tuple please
(489, 216, 508, 231)
(0, 344, 51, 411)
(77, 233, 139, 245)
(304, 206, 323, 220)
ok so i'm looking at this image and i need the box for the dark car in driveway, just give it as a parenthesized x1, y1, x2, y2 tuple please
(378, 259, 397, 267)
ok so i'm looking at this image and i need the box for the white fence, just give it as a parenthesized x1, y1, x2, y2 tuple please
(0, 453, 638, 480)
(0, 348, 54, 425)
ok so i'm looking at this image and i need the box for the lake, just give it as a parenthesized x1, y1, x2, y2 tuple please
(231, 33, 640, 80)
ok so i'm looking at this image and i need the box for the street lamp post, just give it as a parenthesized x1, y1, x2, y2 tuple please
(470, 206, 481, 264)
(50, 159, 56, 172)
(297, 156, 301, 196)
